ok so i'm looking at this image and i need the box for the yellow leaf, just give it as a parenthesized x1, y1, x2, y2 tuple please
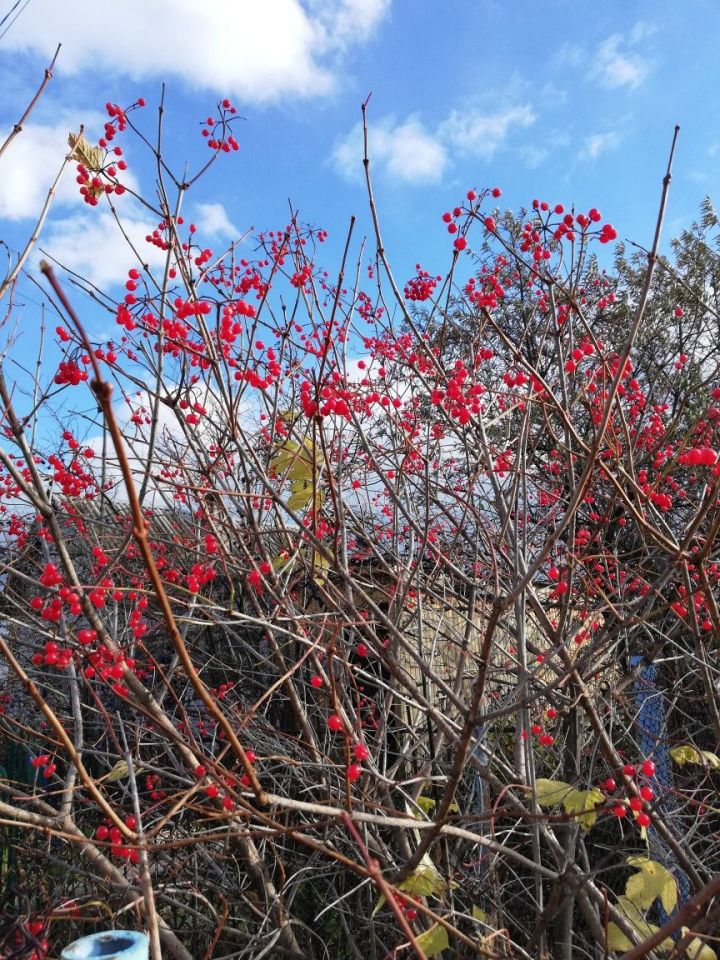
(606, 896, 673, 951)
(104, 760, 129, 782)
(562, 787, 605, 832)
(471, 905, 487, 923)
(398, 863, 447, 899)
(533, 778, 573, 807)
(685, 934, 718, 960)
(625, 857, 678, 914)
(270, 438, 315, 483)
(702, 750, 720, 769)
(414, 923, 448, 958)
(670, 745, 702, 766)
(287, 480, 314, 513)
(416, 796, 435, 815)
(68, 131, 104, 171)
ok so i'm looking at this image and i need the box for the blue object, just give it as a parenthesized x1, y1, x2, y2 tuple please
(61, 931, 149, 960)
(629, 655, 691, 921)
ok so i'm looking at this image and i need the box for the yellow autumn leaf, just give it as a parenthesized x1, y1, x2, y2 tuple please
(287, 480, 315, 513)
(398, 862, 447, 899)
(533, 778, 574, 807)
(532, 779, 603, 830)
(414, 796, 459, 817)
(414, 923, 448, 958)
(606, 896, 673, 952)
(669, 744, 720, 768)
(471, 905, 488, 923)
(68, 131, 104, 171)
(625, 856, 678, 914)
(670, 745, 703, 766)
(685, 933, 718, 960)
(104, 760, 129, 782)
(562, 787, 605, 832)
(416, 796, 436, 815)
(270, 438, 315, 483)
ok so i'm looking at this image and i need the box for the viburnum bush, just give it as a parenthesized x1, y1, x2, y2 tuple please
(0, 64, 718, 960)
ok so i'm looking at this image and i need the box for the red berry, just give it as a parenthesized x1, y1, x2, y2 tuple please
(636, 812, 651, 828)
(641, 759, 656, 777)
(640, 786, 654, 801)
(347, 763, 362, 782)
(310, 675, 323, 688)
(602, 778, 617, 792)
(622, 764, 636, 777)
(613, 804, 627, 818)
(353, 743, 369, 761)
(194, 764, 206, 778)
(327, 714, 343, 732)
(125, 814, 137, 830)
(629, 797, 643, 812)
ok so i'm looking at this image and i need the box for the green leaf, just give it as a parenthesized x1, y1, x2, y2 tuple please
(414, 923, 448, 958)
(625, 857, 678, 913)
(68, 131, 104, 171)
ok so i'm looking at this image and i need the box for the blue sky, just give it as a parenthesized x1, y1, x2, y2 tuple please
(1, 0, 719, 367)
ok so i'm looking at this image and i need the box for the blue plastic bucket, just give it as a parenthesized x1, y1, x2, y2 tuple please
(61, 930, 149, 960)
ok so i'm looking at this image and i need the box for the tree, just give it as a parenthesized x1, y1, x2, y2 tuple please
(0, 73, 718, 960)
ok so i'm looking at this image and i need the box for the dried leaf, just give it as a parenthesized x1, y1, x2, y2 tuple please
(68, 131, 104, 171)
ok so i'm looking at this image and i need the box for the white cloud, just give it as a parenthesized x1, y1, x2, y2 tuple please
(332, 116, 448, 185)
(0, 112, 141, 221)
(593, 35, 650, 89)
(4, 0, 390, 104)
(555, 26, 653, 92)
(520, 145, 549, 169)
(40, 209, 168, 288)
(579, 131, 621, 160)
(439, 104, 536, 159)
(332, 103, 535, 184)
(194, 202, 239, 239)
